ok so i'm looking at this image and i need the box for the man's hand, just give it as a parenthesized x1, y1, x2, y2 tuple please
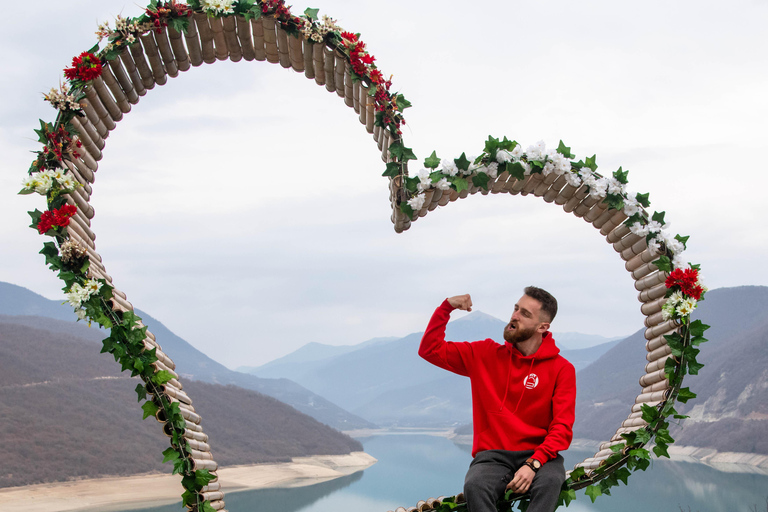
(447, 294, 473, 311)
(505, 465, 535, 494)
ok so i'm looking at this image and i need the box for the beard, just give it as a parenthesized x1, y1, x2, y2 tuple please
(503, 323, 537, 345)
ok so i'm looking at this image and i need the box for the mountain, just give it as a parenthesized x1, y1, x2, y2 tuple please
(0, 282, 373, 430)
(240, 309, 624, 426)
(571, 286, 768, 454)
(0, 316, 362, 488)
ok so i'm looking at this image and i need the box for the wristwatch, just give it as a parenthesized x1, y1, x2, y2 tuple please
(524, 458, 541, 473)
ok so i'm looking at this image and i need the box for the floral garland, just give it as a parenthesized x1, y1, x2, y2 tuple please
(21, 1, 414, 510)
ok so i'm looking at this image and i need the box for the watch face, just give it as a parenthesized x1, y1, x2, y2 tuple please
(533, 460, 541, 469)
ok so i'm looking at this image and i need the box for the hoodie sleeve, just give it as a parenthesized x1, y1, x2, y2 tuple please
(532, 359, 577, 464)
(418, 299, 476, 377)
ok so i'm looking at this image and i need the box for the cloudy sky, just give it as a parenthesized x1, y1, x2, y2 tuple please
(2, 0, 766, 368)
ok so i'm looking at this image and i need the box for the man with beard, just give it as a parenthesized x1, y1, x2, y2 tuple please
(418, 287, 576, 512)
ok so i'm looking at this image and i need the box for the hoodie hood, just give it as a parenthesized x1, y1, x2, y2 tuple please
(505, 331, 560, 360)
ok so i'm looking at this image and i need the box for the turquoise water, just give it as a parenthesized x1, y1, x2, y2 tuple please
(134, 435, 768, 512)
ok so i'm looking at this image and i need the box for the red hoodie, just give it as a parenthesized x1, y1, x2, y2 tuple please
(419, 299, 576, 464)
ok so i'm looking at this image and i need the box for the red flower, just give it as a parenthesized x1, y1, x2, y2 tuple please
(64, 52, 103, 82)
(37, 211, 54, 234)
(665, 268, 702, 299)
(341, 31, 358, 42)
(369, 69, 383, 84)
(361, 54, 375, 65)
(53, 204, 78, 227)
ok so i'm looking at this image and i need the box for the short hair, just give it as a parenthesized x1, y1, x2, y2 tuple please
(524, 286, 558, 323)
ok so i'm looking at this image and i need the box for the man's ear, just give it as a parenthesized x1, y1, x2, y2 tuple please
(537, 322, 550, 333)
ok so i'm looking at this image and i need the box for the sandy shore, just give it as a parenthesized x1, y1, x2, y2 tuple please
(1, 452, 377, 512)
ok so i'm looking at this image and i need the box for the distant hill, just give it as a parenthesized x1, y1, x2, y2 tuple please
(241, 309, 623, 426)
(571, 286, 768, 454)
(0, 282, 373, 430)
(0, 316, 362, 489)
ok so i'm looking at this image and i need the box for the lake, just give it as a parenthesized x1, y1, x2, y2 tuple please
(135, 434, 768, 512)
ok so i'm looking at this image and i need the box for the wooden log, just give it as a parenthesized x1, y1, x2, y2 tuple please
(222, 16, 242, 62)
(562, 185, 589, 212)
(358, 82, 366, 123)
(194, 12, 216, 64)
(312, 41, 325, 85)
(182, 17, 204, 66)
(635, 270, 667, 292)
(186, 438, 210, 452)
(236, 16, 256, 61)
(323, 46, 336, 92)
(643, 310, 666, 329)
(620, 238, 649, 262)
(154, 27, 179, 77)
(646, 342, 672, 363)
(118, 48, 147, 97)
(626, 246, 661, 273)
(553, 183, 579, 205)
(107, 57, 139, 104)
(381, 130, 391, 162)
(490, 171, 510, 193)
(621, 416, 649, 429)
(639, 368, 668, 387)
(631, 401, 661, 414)
(208, 17, 228, 61)
(572, 194, 600, 218)
(187, 447, 213, 461)
(641, 379, 670, 394)
(288, 32, 303, 71)
(365, 93, 375, 133)
(90, 77, 123, 123)
(344, 64, 354, 108)
(65, 188, 94, 218)
(606, 223, 631, 244)
(201, 481, 221, 493)
(70, 115, 104, 153)
(335, 51, 347, 98)
(599, 209, 628, 236)
(190, 458, 218, 471)
(539, 174, 566, 202)
(645, 354, 672, 373)
(251, 17, 266, 61)
(275, 25, 291, 68)
(201, 491, 224, 503)
(178, 404, 202, 425)
(67, 215, 95, 243)
(632, 260, 660, 281)
(262, 17, 279, 64)
(162, 383, 193, 405)
(591, 206, 617, 229)
(139, 33, 168, 85)
(302, 39, 314, 78)
(208, 499, 226, 510)
(128, 41, 156, 89)
(614, 232, 645, 253)
(167, 26, 191, 71)
(638, 281, 668, 303)
(645, 319, 679, 341)
(583, 201, 610, 223)
(640, 296, 667, 316)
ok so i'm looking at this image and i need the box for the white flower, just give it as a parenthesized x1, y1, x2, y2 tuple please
(676, 297, 697, 316)
(486, 162, 499, 179)
(526, 140, 546, 161)
(588, 177, 609, 199)
(623, 196, 641, 217)
(32, 172, 53, 194)
(496, 150, 513, 164)
(542, 161, 555, 177)
(606, 177, 625, 196)
(672, 253, 690, 270)
(511, 144, 524, 158)
(661, 301, 677, 321)
(436, 178, 451, 190)
(564, 172, 582, 187)
(629, 222, 650, 236)
(75, 308, 87, 320)
(549, 153, 571, 175)
(201, 0, 235, 15)
(646, 220, 663, 234)
(407, 194, 426, 211)
(441, 159, 459, 177)
(521, 161, 532, 176)
(66, 283, 87, 308)
(461, 156, 477, 176)
(58, 174, 78, 191)
(84, 279, 103, 295)
(648, 237, 662, 254)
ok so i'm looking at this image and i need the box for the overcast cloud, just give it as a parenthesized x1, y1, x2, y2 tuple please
(2, 0, 767, 367)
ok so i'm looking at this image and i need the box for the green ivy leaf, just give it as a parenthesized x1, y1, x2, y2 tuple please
(141, 401, 159, 420)
(400, 202, 415, 220)
(653, 255, 672, 272)
(656, 428, 674, 444)
(382, 162, 401, 177)
(162, 447, 181, 463)
(634, 429, 652, 445)
(558, 488, 576, 507)
(610, 442, 626, 453)
(201, 501, 217, 512)
(404, 176, 419, 194)
(652, 211, 666, 225)
(674, 413, 690, 419)
(641, 403, 659, 423)
(613, 166, 629, 184)
(677, 388, 697, 404)
(152, 370, 175, 386)
(615, 467, 631, 485)
(556, 140, 575, 159)
(666, 335, 684, 358)
(450, 176, 468, 193)
(195, 468, 217, 487)
(690, 335, 709, 347)
(629, 447, 651, 459)
(689, 320, 710, 337)
(388, 142, 417, 162)
(303, 7, 319, 20)
(653, 442, 670, 458)
(135, 384, 147, 402)
(172, 456, 187, 476)
(472, 173, 490, 191)
(424, 151, 441, 169)
(635, 192, 651, 208)
(395, 94, 412, 111)
(585, 485, 602, 503)
(454, 153, 471, 172)
(568, 466, 586, 481)
(507, 162, 527, 181)
(584, 155, 598, 171)
(687, 360, 705, 375)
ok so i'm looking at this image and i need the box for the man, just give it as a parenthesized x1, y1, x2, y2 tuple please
(418, 287, 576, 512)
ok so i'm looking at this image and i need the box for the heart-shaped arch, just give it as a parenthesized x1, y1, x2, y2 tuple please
(22, 2, 708, 511)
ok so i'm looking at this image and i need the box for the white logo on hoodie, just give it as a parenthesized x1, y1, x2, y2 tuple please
(523, 373, 539, 389)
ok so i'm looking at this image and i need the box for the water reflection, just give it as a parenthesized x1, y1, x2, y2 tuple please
(133, 435, 768, 512)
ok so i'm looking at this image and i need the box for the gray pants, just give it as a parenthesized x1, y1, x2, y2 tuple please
(464, 450, 565, 512)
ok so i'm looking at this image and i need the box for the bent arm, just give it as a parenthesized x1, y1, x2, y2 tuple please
(532, 362, 577, 464)
(418, 299, 475, 377)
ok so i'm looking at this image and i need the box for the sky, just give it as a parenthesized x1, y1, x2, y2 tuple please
(2, 0, 767, 368)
